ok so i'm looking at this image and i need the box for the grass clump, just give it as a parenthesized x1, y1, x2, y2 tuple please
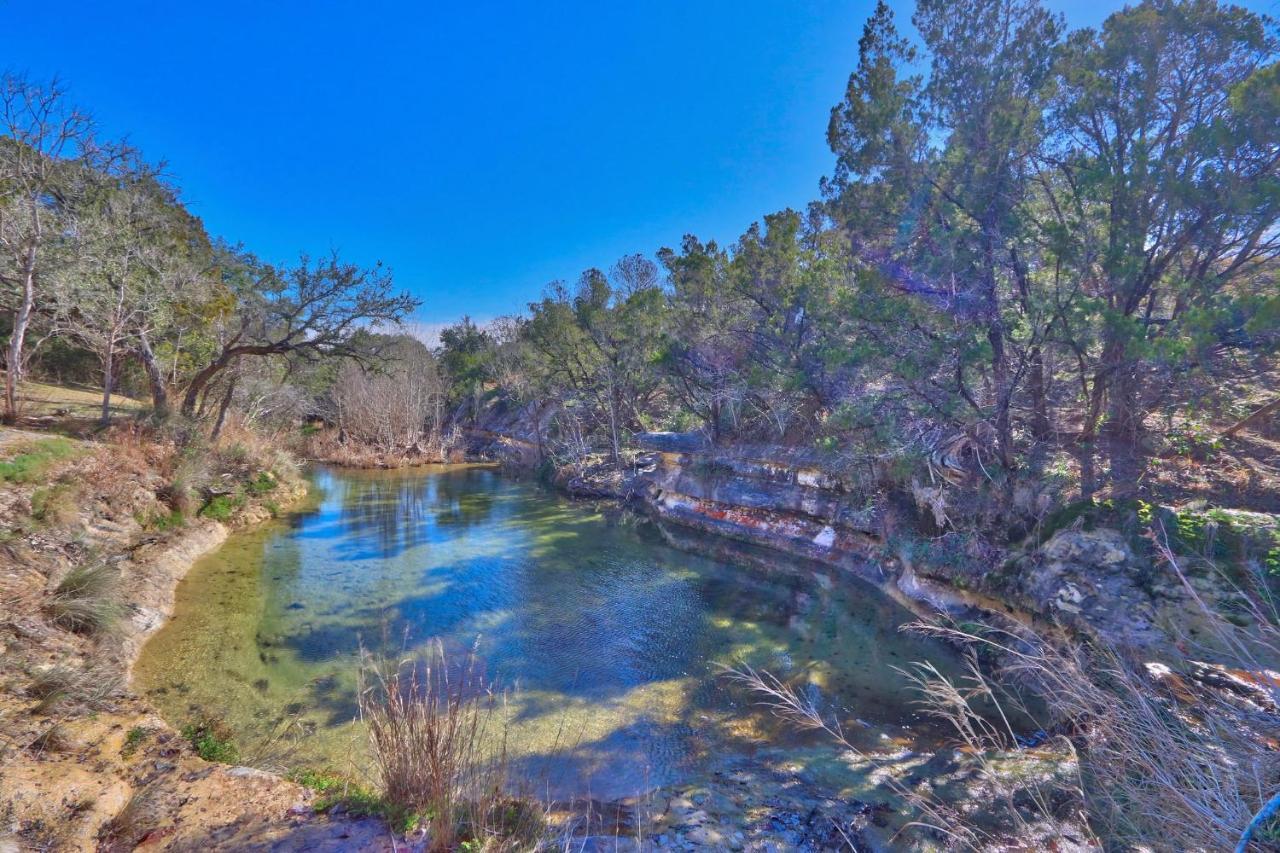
(358, 643, 545, 847)
(26, 664, 122, 714)
(181, 715, 240, 763)
(289, 769, 402, 824)
(0, 437, 79, 483)
(137, 507, 186, 531)
(46, 562, 123, 636)
(121, 726, 148, 757)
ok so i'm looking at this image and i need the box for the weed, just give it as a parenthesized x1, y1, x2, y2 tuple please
(358, 643, 545, 847)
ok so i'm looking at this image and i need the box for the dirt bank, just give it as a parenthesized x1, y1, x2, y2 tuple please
(0, 428, 392, 851)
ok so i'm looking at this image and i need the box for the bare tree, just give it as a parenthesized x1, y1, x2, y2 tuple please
(330, 337, 447, 454)
(0, 74, 95, 422)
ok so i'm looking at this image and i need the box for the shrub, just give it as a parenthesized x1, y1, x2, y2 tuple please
(246, 471, 277, 495)
(46, 563, 122, 636)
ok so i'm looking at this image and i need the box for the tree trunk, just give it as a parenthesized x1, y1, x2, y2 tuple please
(137, 331, 169, 417)
(99, 339, 116, 425)
(182, 354, 234, 416)
(1028, 346, 1052, 441)
(3, 245, 37, 424)
(1105, 356, 1143, 498)
(211, 377, 238, 441)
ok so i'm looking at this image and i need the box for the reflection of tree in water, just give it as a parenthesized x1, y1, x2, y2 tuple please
(335, 469, 502, 561)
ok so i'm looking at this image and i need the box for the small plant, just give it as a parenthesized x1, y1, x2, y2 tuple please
(46, 563, 122, 636)
(29, 482, 79, 526)
(358, 644, 545, 847)
(138, 507, 186, 531)
(181, 715, 239, 763)
(122, 726, 148, 757)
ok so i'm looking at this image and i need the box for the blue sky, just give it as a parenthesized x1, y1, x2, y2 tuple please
(5, 1, 1276, 329)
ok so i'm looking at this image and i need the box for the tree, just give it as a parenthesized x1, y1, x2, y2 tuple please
(178, 250, 418, 416)
(330, 336, 446, 454)
(1046, 0, 1280, 493)
(0, 74, 95, 422)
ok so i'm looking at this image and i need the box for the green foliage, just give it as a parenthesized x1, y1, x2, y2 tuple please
(246, 471, 277, 495)
(30, 483, 79, 525)
(0, 437, 79, 483)
(181, 715, 239, 763)
(199, 493, 244, 521)
(138, 507, 186, 531)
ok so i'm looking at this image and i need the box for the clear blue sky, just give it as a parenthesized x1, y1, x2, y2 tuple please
(4, 1, 1276, 329)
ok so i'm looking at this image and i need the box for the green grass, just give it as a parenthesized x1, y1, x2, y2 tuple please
(121, 726, 148, 757)
(0, 437, 79, 483)
(246, 471, 278, 495)
(198, 493, 244, 521)
(289, 768, 414, 827)
(136, 507, 186, 531)
(30, 482, 80, 525)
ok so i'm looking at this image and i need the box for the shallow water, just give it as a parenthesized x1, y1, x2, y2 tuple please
(134, 465, 967, 797)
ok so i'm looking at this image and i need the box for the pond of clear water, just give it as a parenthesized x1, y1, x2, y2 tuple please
(134, 465, 967, 798)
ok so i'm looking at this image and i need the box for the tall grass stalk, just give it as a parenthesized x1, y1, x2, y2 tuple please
(357, 641, 544, 850)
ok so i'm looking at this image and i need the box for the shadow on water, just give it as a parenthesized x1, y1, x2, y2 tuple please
(134, 464, 973, 798)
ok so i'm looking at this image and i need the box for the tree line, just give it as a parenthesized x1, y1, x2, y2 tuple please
(3, 0, 1276, 515)
(436, 0, 1279, 512)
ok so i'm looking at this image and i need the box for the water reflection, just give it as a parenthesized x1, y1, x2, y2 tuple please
(135, 465, 969, 798)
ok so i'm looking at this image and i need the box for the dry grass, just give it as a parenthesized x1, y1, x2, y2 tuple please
(358, 642, 545, 849)
(46, 562, 123, 637)
(726, 523, 1280, 850)
(26, 663, 122, 716)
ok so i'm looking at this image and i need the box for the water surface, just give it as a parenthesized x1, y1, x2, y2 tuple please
(135, 466, 964, 797)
